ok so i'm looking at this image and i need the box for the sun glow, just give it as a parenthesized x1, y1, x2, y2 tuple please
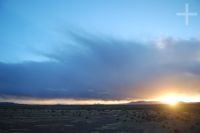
(159, 95, 180, 106)
(158, 94, 200, 106)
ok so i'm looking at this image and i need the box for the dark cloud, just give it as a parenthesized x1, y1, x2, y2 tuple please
(0, 32, 200, 100)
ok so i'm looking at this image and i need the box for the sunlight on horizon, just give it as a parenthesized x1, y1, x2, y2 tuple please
(1, 94, 200, 105)
(157, 94, 200, 106)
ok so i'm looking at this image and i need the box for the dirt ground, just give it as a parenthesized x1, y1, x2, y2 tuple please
(0, 104, 200, 133)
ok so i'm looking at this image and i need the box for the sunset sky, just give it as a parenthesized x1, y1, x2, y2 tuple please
(0, 0, 200, 104)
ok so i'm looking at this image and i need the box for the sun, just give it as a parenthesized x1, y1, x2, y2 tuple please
(158, 94, 200, 106)
(159, 95, 179, 106)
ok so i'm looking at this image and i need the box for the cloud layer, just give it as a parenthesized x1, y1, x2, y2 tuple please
(0, 32, 200, 100)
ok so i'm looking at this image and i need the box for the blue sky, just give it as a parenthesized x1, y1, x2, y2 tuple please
(1, 0, 200, 63)
(0, 0, 200, 103)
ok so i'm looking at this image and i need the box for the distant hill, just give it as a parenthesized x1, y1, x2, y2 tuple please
(0, 102, 19, 106)
(1, 101, 200, 106)
(127, 101, 160, 105)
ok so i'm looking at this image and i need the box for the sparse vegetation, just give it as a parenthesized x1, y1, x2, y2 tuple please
(0, 103, 200, 133)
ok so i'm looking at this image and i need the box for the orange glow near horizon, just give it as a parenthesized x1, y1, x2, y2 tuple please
(1, 93, 200, 105)
(0, 97, 131, 105)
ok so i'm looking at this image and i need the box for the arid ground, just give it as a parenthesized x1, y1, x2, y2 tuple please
(0, 103, 200, 133)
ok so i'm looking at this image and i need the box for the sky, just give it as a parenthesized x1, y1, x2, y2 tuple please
(0, 0, 200, 104)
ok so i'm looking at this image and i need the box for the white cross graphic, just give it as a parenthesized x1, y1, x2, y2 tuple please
(176, 3, 198, 25)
